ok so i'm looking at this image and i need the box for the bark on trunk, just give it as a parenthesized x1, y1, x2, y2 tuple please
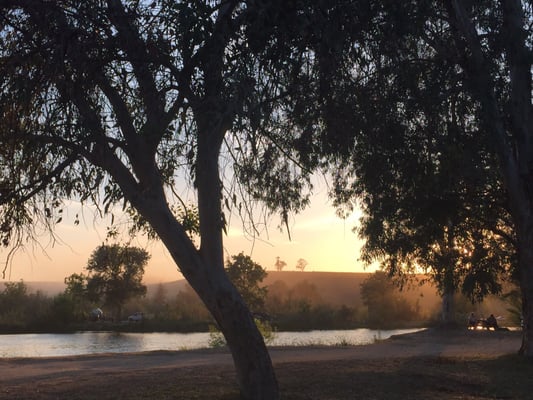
(134, 194, 279, 399)
(500, 0, 533, 356)
(115, 305, 122, 323)
(441, 290, 454, 325)
(194, 117, 279, 399)
(205, 269, 279, 399)
(518, 231, 533, 355)
(124, 108, 280, 398)
(446, 0, 533, 356)
(171, 3, 280, 395)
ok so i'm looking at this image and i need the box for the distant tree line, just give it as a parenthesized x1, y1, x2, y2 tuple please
(0, 273, 430, 333)
(1, 246, 515, 333)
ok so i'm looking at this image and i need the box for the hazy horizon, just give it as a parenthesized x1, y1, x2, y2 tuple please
(7, 269, 376, 287)
(1, 181, 377, 284)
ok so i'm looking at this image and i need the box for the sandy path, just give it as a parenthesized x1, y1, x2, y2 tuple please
(0, 328, 521, 385)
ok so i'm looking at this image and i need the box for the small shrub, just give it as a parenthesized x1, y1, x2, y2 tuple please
(256, 318, 276, 344)
(208, 324, 227, 348)
(208, 318, 276, 348)
(335, 337, 351, 347)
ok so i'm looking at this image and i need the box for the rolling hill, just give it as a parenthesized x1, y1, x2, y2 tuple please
(15, 270, 512, 323)
(146, 271, 443, 317)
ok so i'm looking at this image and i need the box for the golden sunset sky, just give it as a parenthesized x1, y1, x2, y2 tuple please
(0, 182, 372, 284)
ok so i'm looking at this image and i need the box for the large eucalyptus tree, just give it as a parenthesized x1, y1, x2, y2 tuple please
(275, 0, 515, 324)
(436, 0, 533, 355)
(0, 1, 349, 397)
(310, 1, 530, 352)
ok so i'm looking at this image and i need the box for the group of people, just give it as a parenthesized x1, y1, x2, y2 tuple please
(468, 312, 499, 330)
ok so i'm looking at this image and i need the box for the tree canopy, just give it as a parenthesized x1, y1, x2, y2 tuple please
(225, 252, 267, 313)
(85, 244, 148, 320)
(3, 0, 532, 394)
(0, 1, 357, 397)
(360, 271, 420, 328)
(304, 1, 519, 314)
(309, 0, 532, 347)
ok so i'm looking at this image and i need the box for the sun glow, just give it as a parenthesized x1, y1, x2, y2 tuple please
(1, 189, 371, 284)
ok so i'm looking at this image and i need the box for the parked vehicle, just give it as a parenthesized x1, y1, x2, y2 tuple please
(89, 308, 104, 321)
(128, 312, 143, 322)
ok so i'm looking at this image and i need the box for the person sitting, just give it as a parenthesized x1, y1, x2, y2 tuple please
(486, 314, 498, 330)
(468, 312, 477, 329)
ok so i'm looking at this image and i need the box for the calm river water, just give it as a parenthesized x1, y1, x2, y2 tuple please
(0, 328, 422, 358)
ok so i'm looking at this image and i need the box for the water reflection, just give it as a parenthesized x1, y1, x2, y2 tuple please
(85, 331, 144, 353)
(273, 328, 399, 346)
(0, 328, 423, 358)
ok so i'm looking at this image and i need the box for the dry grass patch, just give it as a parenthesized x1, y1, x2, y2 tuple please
(2, 354, 533, 400)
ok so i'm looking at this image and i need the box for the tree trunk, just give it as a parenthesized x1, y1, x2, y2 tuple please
(202, 268, 279, 400)
(167, 213, 279, 398)
(446, 0, 533, 355)
(518, 228, 533, 355)
(441, 290, 454, 325)
(116, 305, 122, 322)
(107, 3, 280, 392)
(125, 115, 280, 398)
(132, 194, 279, 399)
(195, 115, 280, 399)
(500, 0, 533, 356)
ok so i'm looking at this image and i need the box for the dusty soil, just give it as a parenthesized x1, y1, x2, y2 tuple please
(0, 328, 524, 399)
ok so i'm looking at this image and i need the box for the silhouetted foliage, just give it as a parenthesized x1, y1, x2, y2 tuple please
(265, 279, 362, 330)
(295, 259, 308, 272)
(0, 281, 52, 331)
(360, 272, 421, 328)
(312, 0, 533, 354)
(274, 257, 287, 272)
(0, 2, 357, 394)
(225, 253, 267, 313)
(85, 244, 148, 321)
(290, 2, 518, 325)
